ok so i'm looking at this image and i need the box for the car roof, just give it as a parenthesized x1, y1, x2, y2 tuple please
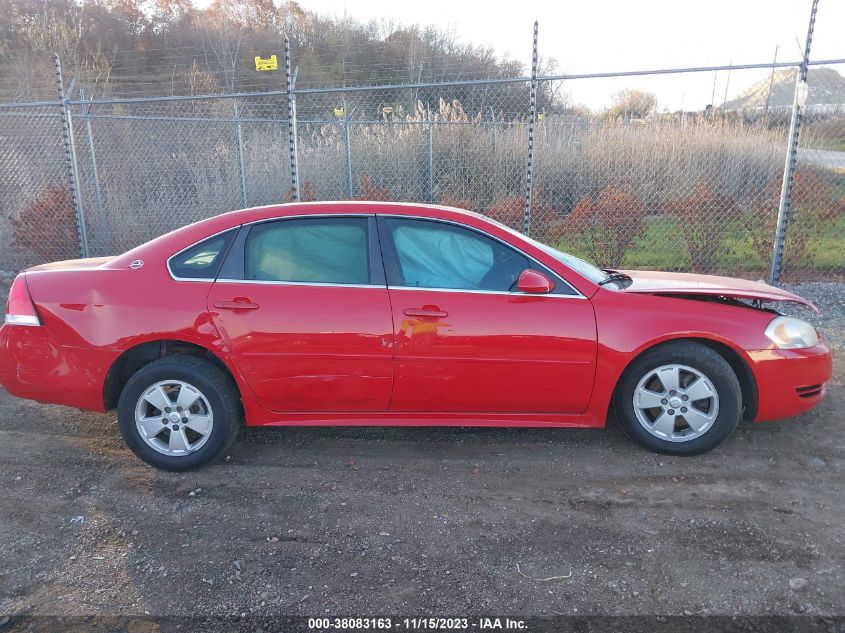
(215, 200, 488, 224)
(112, 201, 493, 267)
(109, 199, 601, 297)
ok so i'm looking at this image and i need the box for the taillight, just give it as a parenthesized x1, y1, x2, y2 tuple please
(4, 275, 41, 326)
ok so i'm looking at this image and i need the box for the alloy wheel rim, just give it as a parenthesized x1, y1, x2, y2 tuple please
(632, 364, 719, 442)
(134, 380, 214, 456)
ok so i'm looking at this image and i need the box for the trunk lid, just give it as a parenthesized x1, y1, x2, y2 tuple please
(25, 256, 116, 272)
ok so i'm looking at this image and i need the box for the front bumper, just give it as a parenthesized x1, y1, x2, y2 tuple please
(747, 343, 833, 422)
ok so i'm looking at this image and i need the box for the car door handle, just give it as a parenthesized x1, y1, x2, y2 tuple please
(404, 307, 448, 319)
(214, 300, 260, 311)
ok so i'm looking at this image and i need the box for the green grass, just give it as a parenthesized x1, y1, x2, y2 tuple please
(807, 215, 845, 268)
(555, 214, 845, 275)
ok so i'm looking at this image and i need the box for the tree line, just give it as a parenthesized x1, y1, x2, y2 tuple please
(0, 0, 567, 117)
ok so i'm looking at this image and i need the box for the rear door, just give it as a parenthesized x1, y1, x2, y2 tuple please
(207, 215, 394, 413)
(378, 216, 597, 414)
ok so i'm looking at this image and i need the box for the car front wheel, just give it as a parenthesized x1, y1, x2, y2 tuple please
(614, 341, 742, 455)
(117, 355, 242, 470)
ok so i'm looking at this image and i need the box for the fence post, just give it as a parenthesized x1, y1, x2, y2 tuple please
(233, 98, 248, 207)
(343, 96, 354, 198)
(427, 118, 434, 203)
(284, 35, 300, 201)
(490, 107, 497, 154)
(769, 0, 818, 286)
(80, 88, 108, 254)
(54, 54, 89, 258)
(522, 21, 539, 236)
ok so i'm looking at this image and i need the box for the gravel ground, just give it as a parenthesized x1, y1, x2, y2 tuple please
(781, 283, 845, 350)
(0, 279, 843, 625)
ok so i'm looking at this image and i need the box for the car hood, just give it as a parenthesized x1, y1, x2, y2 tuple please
(618, 270, 818, 313)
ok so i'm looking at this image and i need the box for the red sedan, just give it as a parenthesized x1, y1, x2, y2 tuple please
(0, 202, 832, 470)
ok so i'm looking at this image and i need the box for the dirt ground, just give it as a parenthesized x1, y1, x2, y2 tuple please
(1, 278, 843, 626)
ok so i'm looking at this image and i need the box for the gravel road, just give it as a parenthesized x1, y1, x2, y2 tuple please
(0, 279, 843, 626)
(797, 147, 845, 171)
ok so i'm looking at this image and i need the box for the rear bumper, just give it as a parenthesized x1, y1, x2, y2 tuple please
(747, 343, 833, 422)
(0, 323, 109, 412)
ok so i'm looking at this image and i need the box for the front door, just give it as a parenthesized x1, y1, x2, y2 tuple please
(379, 217, 597, 414)
(208, 215, 394, 413)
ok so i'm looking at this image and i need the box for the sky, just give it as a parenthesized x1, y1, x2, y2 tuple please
(290, 0, 845, 111)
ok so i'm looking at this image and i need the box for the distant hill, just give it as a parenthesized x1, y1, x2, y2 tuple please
(721, 67, 845, 110)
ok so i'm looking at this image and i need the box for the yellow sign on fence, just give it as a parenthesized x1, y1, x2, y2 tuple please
(254, 55, 278, 71)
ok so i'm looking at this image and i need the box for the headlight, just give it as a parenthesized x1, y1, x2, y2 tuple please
(764, 316, 819, 349)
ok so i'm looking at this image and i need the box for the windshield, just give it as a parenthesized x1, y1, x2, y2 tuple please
(530, 240, 610, 284)
(488, 219, 610, 284)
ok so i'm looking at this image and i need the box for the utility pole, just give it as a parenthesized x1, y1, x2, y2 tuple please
(709, 70, 718, 115)
(764, 44, 780, 123)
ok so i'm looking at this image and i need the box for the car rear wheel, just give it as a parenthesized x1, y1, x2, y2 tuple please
(614, 341, 742, 455)
(117, 356, 242, 470)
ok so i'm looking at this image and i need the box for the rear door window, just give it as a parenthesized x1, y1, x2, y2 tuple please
(244, 217, 371, 285)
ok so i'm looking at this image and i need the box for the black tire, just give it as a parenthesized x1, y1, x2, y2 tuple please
(117, 355, 242, 471)
(613, 341, 742, 456)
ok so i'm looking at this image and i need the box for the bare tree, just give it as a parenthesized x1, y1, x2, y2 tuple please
(605, 88, 658, 121)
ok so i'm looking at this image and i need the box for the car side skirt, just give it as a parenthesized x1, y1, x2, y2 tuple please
(240, 410, 594, 428)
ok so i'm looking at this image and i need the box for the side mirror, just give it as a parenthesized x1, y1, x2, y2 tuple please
(517, 269, 554, 294)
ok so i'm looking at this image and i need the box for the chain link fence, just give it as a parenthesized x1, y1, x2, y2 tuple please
(1, 62, 843, 283)
(532, 68, 794, 280)
(71, 92, 293, 257)
(0, 103, 77, 269)
(788, 61, 845, 282)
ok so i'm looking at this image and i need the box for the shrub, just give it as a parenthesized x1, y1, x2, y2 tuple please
(746, 168, 835, 267)
(663, 181, 738, 273)
(485, 195, 524, 231)
(11, 184, 80, 263)
(559, 184, 647, 268)
(439, 193, 477, 211)
(284, 180, 318, 202)
(484, 188, 554, 234)
(355, 175, 390, 201)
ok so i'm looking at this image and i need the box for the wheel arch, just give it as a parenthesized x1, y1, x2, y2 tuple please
(612, 336, 758, 422)
(103, 339, 242, 411)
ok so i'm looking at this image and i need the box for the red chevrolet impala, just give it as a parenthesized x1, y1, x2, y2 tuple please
(0, 202, 832, 469)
